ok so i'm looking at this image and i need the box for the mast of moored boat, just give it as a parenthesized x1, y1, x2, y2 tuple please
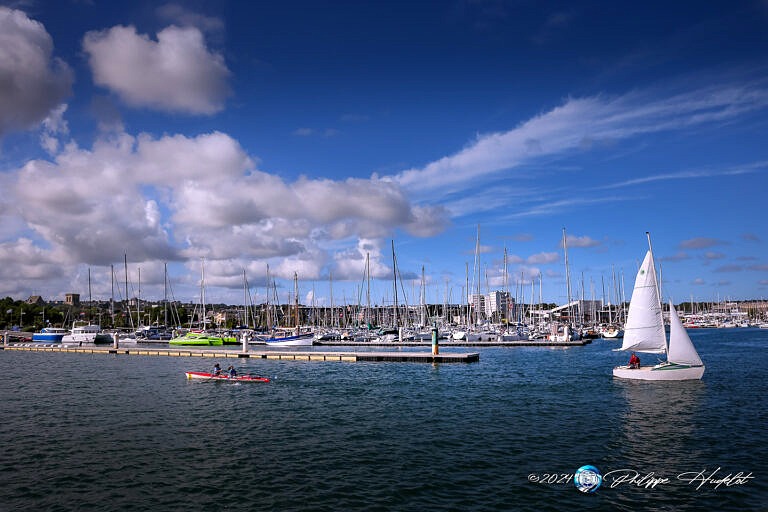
(391, 240, 398, 329)
(562, 227, 573, 327)
(475, 225, 481, 325)
(464, 262, 469, 328)
(201, 258, 206, 330)
(124, 254, 134, 330)
(243, 268, 248, 329)
(330, 271, 334, 329)
(265, 264, 271, 332)
(366, 253, 371, 328)
(294, 271, 300, 336)
(164, 263, 169, 328)
(110, 264, 115, 328)
(138, 266, 142, 327)
(420, 266, 426, 327)
(88, 267, 92, 325)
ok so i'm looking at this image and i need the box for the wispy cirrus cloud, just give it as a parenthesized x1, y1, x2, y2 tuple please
(391, 80, 768, 199)
(600, 160, 768, 190)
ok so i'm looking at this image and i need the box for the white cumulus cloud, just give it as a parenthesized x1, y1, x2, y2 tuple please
(83, 24, 230, 114)
(1, 128, 450, 297)
(0, 7, 73, 137)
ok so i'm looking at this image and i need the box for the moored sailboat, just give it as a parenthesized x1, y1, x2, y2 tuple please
(263, 272, 314, 346)
(612, 233, 705, 381)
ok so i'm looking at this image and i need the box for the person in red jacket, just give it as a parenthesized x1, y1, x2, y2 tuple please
(629, 353, 640, 369)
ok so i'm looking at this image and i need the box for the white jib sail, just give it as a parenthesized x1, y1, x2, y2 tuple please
(619, 250, 667, 353)
(667, 302, 704, 366)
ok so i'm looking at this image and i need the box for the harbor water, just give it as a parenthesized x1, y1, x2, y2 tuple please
(1, 329, 766, 511)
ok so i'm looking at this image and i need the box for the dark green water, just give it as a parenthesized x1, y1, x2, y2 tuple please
(1, 329, 766, 511)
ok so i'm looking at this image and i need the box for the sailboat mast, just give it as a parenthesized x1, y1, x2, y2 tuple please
(294, 271, 299, 336)
(138, 267, 141, 326)
(562, 227, 573, 324)
(646, 231, 663, 314)
(243, 269, 248, 329)
(539, 273, 544, 325)
(420, 265, 426, 327)
(265, 264, 271, 331)
(164, 263, 168, 327)
(530, 276, 535, 326)
(465, 262, 470, 327)
(391, 240, 398, 327)
(475, 225, 481, 323)
(88, 267, 92, 324)
(201, 258, 205, 330)
(366, 253, 371, 327)
(110, 264, 115, 327)
(124, 254, 132, 329)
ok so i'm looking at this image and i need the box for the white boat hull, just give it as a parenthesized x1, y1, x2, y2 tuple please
(613, 363, 705, 381)
(265, 335, 314, 346)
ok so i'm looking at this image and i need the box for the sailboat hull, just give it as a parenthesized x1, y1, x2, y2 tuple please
(613, 363, 705, 381)
(264, 333, 314, 346)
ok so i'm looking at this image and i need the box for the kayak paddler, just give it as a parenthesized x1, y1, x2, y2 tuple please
(212, 363, 221, 376)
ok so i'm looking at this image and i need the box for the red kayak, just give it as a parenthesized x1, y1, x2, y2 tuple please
(185, 371, 270, 383)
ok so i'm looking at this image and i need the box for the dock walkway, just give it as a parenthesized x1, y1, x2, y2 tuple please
(0, 344, 479, 363)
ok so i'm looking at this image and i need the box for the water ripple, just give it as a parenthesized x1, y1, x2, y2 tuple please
(1, 331, 766, 510)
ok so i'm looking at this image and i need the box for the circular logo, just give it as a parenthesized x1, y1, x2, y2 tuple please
(574, 465, 602, 493)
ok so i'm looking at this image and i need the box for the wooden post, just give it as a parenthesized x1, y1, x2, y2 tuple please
(113, 331, 119, 349)
(241, 331, 248, 353)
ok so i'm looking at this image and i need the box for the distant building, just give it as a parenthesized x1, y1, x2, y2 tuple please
(549, 299, 604, 323)
(486, 291, 513, 320)
(26, 295, 45, 306)
(65, 293, 80, 306)
(468, 291, 515, 322)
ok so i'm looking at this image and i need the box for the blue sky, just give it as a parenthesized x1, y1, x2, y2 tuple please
(1, 0, 767, 309)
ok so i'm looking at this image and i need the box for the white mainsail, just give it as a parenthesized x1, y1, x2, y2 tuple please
(667, 302, 704, 366)
(619, 250, 667, 354)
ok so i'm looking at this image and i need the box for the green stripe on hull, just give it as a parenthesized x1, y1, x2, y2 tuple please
(652, 362, 702, 371)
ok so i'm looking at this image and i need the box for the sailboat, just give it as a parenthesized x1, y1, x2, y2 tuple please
(262, 272, 314, 346)
(169, 259, 230, 346)
(612, 234, 705, 381)
(62, 268, 112, 346)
